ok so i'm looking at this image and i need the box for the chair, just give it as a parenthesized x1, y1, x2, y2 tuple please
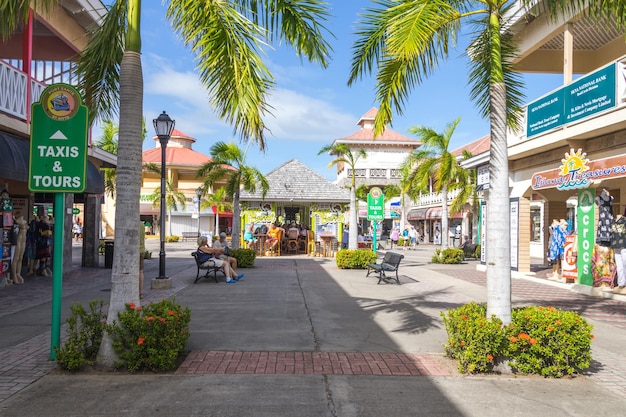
(287, 229, 299, 254)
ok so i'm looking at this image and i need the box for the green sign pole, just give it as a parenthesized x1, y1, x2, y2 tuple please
(29, 83, 88, 360)
(577, 189, 596, 286)
(368, 187, 385, 254)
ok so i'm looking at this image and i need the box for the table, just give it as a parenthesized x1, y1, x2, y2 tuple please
(253, 234, 268, 256)
(319, 233, 335, 257)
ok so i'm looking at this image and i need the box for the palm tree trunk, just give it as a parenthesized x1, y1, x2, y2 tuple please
(485, 80, 511, 325)
(97, 50, 144, 367)
(232, 191, 241, 249)
(441, 185, 449, 249)
(348, 185, 358, 250)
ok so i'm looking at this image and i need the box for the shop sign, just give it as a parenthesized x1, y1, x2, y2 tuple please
(531, 149, 626, 191)
(562, 235, 578, 280)
(526, 62, 616, 138)
(576, 189, 595, 286)
(29, 84, 88, 192)
(367, 187, 384, 221)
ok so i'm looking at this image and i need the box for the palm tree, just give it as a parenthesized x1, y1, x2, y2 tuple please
(347, 0, 624, 323)
(401, 118, 466, 249)
(143, 163, 187, 236)
(318, 144, 367, 250)
(200, 187, 233, 237)
(197, 142, 269, 249)
(94, 120, 119, 198)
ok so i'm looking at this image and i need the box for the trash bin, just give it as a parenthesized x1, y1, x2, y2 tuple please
(104, 240, 114, 268)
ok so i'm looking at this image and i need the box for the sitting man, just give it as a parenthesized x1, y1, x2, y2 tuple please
(212, 232, 243, 280)
(196, 236, 240, 283)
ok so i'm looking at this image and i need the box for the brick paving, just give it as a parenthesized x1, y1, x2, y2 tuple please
(176, 351, 450, 376)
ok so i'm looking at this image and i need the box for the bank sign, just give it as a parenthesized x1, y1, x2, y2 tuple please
(526, 63, 616, 138)
(29, 84, 88, 193)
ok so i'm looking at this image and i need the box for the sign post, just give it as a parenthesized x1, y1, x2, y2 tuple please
(29, 83, 88, 360)
(367, 187, 385, 253)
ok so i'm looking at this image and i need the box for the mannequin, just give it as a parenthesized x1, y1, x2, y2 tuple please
(10, 215, 27, 284)
(547, 219, 566, 280)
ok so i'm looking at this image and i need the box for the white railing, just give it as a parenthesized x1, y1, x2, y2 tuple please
(0, 60, 27, 118)
(412, 188, 461, 207)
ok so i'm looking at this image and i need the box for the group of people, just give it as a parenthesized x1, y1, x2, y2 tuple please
(389, 225, 421, 250)
(243, 222, 309, 254)
(196, 232, 244, 283)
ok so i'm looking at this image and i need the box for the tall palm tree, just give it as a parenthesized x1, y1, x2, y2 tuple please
(347, 0, 623, 323)
(318, 144, 367, 250)
(200, 187, 233, 237)
(197, 142, 269, 249)
(401, 118, 466, 249)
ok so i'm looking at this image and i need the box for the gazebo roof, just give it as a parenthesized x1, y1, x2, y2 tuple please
(240, 159, 350, 203)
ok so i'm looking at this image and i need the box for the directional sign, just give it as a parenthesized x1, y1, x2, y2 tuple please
(29, 84, 88, 193)
(367, 187, 385, 221)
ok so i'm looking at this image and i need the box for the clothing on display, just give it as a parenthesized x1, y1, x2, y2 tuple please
(596, 189, 614, 245)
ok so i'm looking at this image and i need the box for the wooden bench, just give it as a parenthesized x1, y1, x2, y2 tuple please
(366, 251, 404, 284)
(182, 232, 200, 242)
(191, 251, 223, 283)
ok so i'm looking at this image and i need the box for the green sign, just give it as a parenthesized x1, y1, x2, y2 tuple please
(72, 208, 80, 215)
(527, 62, 616, 138)
(577, 189, 595, 286)
(29, 84, 88, 192)
(367, 187, 384, 221)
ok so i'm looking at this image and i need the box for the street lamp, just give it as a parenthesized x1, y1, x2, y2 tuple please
(153, 111, 175, 279)
(196, 187, 202, 238)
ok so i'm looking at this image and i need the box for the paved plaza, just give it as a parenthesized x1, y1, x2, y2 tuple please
(1, 239, 626, 416)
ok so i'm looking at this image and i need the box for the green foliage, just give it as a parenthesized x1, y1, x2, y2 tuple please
(442, 303, 594, 377)
(336, 249, 377, 269)
(144, 250, 152, 259)
(474, 244, 481, 258)
(107, 298, 191, 373)
(441, 302, 505, 374)
(231, 248, 256, 268)
(505, 306, 593, 377)
(55, 300, 106, 372)
(166, 235, 180, 243)
(431, 248, 464, 264)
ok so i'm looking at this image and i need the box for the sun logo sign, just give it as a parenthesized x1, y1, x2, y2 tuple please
(557, 149, 590, 191)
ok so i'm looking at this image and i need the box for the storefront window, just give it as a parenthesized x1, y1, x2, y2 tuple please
(530, 208, 541, 242)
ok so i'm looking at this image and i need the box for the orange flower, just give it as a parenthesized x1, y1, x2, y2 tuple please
(509, 336, 518, 343)
(487, 354, 494, 361)
(146, 316, 155, 322)
(136, 306, 143, 311)
(555, 320, 562, 325)
(518, 333, 530, 341)
(168, 310, 175, 316)
(461, 315, 469, 320)
(529, 338, 537, 345)
(547, 326, 554, 332)
(460, 341, 466, 347)
(158, 317, 167, 324)
(127, 302, 136, 310)
(137, 337, 145, 345)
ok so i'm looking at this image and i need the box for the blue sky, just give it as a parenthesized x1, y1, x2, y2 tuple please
(114, 1, 565, 180)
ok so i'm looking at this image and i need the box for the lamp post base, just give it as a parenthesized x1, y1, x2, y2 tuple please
(151, 277, 172, 290)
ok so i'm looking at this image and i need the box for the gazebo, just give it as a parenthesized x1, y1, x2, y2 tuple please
(239, 159, 350, 251)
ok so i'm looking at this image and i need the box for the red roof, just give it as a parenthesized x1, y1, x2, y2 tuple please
(337, 108, 419, 144)
(452, 134, 490, 157)
(142, 147, 211, 166)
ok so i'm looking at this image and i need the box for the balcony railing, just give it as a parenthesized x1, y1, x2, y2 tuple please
(411, 188, 461, 207)
(1, 59, 75, 123)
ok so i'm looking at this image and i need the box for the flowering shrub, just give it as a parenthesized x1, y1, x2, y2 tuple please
(336, 249, 377, 269)
(441, 302, 506, 373)
(55, 300, 106, 372)
(505, 306, 593, 377)
(231, 248, 256, 268)
(107, 298, 191, 373)
(442, 303, 593, 377)
(431, 248, 464, 264)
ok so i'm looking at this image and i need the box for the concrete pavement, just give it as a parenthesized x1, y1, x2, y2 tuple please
(2, 239, 626, 416)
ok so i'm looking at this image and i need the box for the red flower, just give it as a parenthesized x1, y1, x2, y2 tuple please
(127, 302, 136, 310)
(158, 317, 167, 324)
(136, 306, 143, 311)
(168, 310, 175, 316)
(137, 337, 145, 345)
(146, 316, 155, 322)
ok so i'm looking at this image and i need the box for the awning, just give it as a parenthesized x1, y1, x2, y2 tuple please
(407, 208, 428, 220)
(211, 206, 233, 217)
(426, 207, 464, 219)
(0, 130, 104, 194)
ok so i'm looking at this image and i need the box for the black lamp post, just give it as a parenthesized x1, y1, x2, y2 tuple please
(196, 187, 202, 238)
(153, 111, 175, 279)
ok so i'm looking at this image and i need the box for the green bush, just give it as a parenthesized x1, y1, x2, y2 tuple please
(166, 235, 180, 243)
(474, 244, 481, 258)
(441, 302, 506, 374)
(107, 298, 191, 373)
(431, 248, 464, 264)
(55, 300, 107, 372)
(336, 249, 377, 269)
(505, 306, 593, 377)
(231, 248, 256, 268)
(442, 303, 594, 377)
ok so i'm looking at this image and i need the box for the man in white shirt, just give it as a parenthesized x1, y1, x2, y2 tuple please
(212, 232, 243, 280)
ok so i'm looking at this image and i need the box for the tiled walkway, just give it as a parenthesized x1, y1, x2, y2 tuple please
(176, 351, 451, 376)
